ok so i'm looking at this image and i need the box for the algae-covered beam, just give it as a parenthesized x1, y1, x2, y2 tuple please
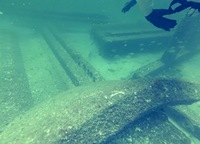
(164, 102, 200, 141)
(49, 28, 105, 82)
(0, 79, 199, 144)
(40, 28, 94, 86)
(108, 111, 191, 144)
(0, 30, 33, 131)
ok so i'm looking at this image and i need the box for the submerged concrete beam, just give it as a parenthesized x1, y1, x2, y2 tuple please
(0, 30, 33, 132)
(0, 79, 199, 143)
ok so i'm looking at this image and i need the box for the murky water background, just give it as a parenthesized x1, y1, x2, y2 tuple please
(0, 0, 200, 143)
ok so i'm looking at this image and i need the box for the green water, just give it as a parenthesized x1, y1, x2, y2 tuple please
(0, 1, 200, 144)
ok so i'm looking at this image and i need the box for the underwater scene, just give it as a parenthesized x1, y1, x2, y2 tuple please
(0, 0, 200, 143)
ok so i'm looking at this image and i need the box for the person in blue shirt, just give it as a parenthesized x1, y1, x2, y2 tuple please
(169, 0, 200, 13)
(122, 0, 200, 31)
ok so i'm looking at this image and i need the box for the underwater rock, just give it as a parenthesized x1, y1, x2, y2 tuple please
(0, 79, 199, 144)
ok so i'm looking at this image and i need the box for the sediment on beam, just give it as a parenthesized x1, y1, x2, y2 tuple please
(0, 29, 33, 131)
(163, 102, 200, 142)
(40, 28, 95, 86)
(49, 28, 105, 82)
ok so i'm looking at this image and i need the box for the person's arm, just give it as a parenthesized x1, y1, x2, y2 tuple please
(122, 0, 137, 13)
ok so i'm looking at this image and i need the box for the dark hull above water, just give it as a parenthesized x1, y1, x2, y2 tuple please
(0, 79, 200, 144)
